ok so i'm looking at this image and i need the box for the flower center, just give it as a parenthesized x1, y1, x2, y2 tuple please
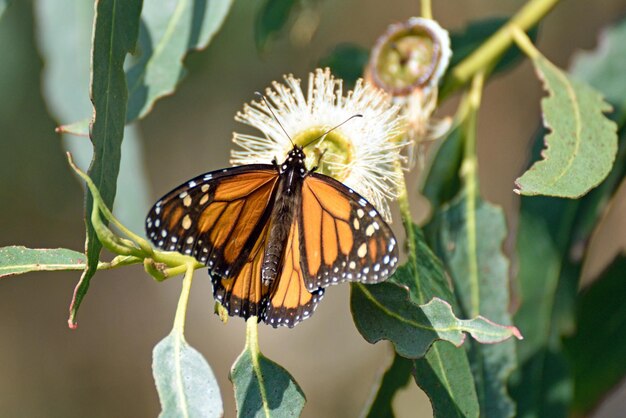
(292, 127, 354, 180)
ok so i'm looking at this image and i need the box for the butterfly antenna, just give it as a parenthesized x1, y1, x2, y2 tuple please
(255, 92, 295, 147)
(302, 114, 363, 148)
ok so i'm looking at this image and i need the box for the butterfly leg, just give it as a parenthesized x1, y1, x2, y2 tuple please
(306, 148, 328, 176)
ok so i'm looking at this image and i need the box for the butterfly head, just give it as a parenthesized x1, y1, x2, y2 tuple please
(278, 146, 308, 176)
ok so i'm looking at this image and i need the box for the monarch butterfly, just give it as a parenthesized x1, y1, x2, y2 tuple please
(146, 143, 399, 328)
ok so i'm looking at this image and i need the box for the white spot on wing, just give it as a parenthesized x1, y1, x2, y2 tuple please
(357, 243, 367, 258)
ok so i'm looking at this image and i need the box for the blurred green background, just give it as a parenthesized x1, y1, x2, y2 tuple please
(1, 0, 625, 417)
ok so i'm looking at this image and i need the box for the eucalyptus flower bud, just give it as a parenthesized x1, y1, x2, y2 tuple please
(366, 17, 452, 98)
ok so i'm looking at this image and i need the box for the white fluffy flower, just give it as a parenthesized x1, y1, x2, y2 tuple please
(231, 68, 408, 221)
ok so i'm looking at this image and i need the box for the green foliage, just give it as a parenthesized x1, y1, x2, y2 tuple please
(318, 44, 369, 87)
(352, 286, 521, 357)
(421, 121, 464, 215)
(566, 256, 626, 414)
(353, 225, 479, 418)
(0, 246, 86, 278)
(35, 0, 151, 233)
(153, 330, 223, 418)
(509, 133, 625, 418)
(3, 1, 626, 417)
(230, 328, 305, 418)
(69, 0, 143, 328)
(433, 191, 517, 418)
(571, 18, 626, 120)
(255, 0, 300, 52)
(442, 17, 538, 94)
(515, 56, 618, 197)
(509, 19, 626, 415)
(414, 342, 480, 418)
(364, 353, 413, 418)
(423, 70, 519, 417)
(126, 0, 234, 121)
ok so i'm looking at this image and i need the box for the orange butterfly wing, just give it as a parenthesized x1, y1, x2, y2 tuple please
(299, 173, 399, 292)
(212, 222, 272, 318)
(263, 218, 324, 327)
(146, 165, 279, 278)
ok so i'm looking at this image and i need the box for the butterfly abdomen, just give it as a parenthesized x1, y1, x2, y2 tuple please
(261, 166, 303, 286)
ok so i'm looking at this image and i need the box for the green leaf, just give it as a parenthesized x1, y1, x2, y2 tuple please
(352, 287, 521, 357)
(354, 225, 481, 417)
(514, 56, 618, 197)
(35, 0, 151, 234)
(254, 0, 299, 52)
(153, 330, 223, 418)
(69, 0, 143, 329)
(414, 342, 480, 418)
(0, 246, 86, 278)
(126, 0, 234, 122)
(565, 256, 626, 414)
(434, 190, 517, 418)
(363, 353, 413, 418)
(318, 44, 369, 88)
(566, 16, 626, 253)
(571, 18, 626, 121)
(230, 337, 305, 418)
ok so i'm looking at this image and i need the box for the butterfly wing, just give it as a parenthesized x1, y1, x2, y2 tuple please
(212, 221, 272, 319)
(299, 173, 399, 292)
(263, 215, 325, 328)
(145, 164, 279, 277)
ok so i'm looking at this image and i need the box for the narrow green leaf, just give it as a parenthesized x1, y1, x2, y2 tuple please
(318, 44, 369, 88)
(354, 225, 481, 417)
(0, 246, 86, 278)
(254, 0, 299, 52)
(435, 190, 517, 418)
(565, 256, 626, 414)
(69, 0, 143, 328)
(514, 56, 618, 197)
(363, 353, 413, 418)
(35, 0, 151, 233)
(571, 18, 626, 121)
(230, 339, 305, 418)
(153, 330, 223, 418)
(126, 0, 233, 121)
